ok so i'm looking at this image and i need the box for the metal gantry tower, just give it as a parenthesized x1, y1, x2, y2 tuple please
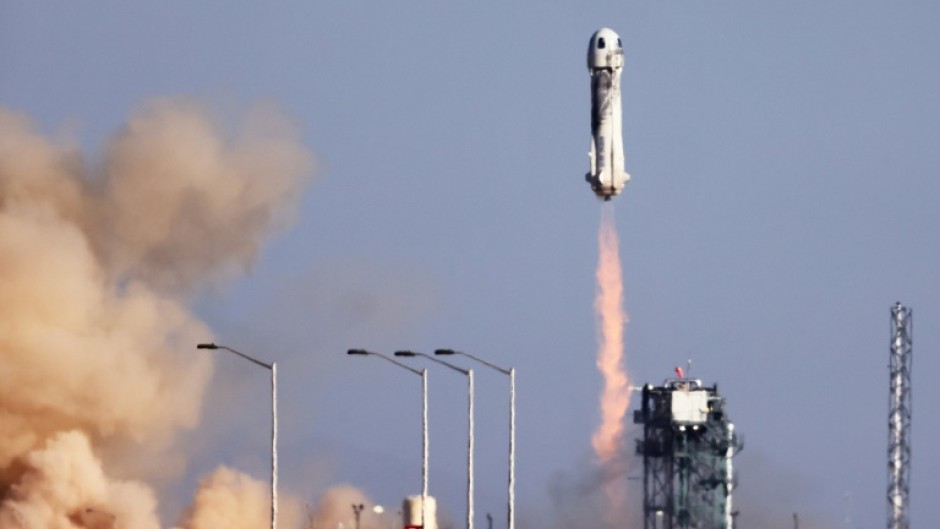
(888, 302, 912, 529)
(635, 380, 740, 529)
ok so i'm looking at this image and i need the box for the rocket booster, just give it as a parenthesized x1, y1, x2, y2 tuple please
(586, 28, 630, 201)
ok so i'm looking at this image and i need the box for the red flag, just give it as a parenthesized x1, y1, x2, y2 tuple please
(675, 366, 684, 379)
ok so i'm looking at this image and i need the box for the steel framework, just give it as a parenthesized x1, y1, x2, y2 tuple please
(635, 380, 740, 529)
(888, 302, 912, 529)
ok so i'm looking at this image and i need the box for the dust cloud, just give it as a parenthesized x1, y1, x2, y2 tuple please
(174, 466, 302, 529)
(0, 99, 311, 528)
(306, 485, 372, 529)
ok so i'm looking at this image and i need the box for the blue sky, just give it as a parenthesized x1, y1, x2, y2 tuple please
(3, 1, 940, 528)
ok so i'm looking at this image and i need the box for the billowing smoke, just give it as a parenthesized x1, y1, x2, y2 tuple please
(0, 99, 312, 527)
(305, 485, 372, 529)
(590, 206, 631, 524)
(0, 431, 158, 529)
(173, 467, 301, 529)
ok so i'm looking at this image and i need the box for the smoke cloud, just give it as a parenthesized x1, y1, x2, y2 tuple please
(173, 466, 302, 529)
(0, 99, 312, 527)
(306, 485, 372, 529)
(0, 431, 158, 529)
(97, 99, 310, 292)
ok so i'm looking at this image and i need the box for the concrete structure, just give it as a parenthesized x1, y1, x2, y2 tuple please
(403, 495, 437, 529)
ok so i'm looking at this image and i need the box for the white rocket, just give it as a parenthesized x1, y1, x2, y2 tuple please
(586, 28, 630, 201)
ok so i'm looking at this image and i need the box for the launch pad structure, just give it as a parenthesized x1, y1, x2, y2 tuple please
(634, 380, 740, 529)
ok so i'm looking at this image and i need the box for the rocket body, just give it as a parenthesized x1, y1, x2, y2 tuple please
(586, 28, 630, 201)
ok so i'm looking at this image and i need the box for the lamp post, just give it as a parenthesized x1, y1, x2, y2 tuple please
(396, 351, 474, 529)
(197, 343, 278, 529)
(347, 350, 429, 529)
(435, 350, 514, 529)
(352, 503, 365, 529)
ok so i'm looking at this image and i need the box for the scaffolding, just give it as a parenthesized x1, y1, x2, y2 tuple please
(634, 380, 740, 529)
(888, 302, 912, 529)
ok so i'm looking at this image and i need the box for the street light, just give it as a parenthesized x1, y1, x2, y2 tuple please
(435, 349, 514, 529)
(352, 503, 365, 529)
(347, 350, 428, 529)
(396, 351, 474, 529)
(197, 343, 278, 529)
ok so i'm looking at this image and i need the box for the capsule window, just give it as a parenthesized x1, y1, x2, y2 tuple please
(598, 38, 606, 49)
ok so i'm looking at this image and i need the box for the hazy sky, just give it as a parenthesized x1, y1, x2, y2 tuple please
(3, 2, 939, 528)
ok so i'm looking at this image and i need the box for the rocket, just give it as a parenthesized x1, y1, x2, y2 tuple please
(586, 28, 630, 201)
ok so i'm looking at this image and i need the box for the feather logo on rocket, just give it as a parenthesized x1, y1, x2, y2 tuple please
(586, 28, 630, 201)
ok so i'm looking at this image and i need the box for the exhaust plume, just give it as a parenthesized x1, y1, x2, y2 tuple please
(0, 99, 312, 527)
(590, 206, 631, 522)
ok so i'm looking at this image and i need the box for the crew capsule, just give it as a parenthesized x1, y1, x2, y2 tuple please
(587, 28, 624, 72)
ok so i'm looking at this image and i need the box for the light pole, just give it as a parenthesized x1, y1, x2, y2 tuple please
(352, 503, 365, 529)
(347, 350, 429, 529)
(435, 349, 514, 529)
(396, 351, 474, 529)
(197, 343, 278, 529)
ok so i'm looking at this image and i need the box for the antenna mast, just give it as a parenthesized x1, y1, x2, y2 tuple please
(887, 302, 912, 529)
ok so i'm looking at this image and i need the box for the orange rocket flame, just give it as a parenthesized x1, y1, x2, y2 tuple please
(591, 206, 631, 520)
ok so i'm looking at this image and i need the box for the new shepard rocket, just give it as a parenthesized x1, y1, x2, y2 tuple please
(586, 28, 630, 201)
